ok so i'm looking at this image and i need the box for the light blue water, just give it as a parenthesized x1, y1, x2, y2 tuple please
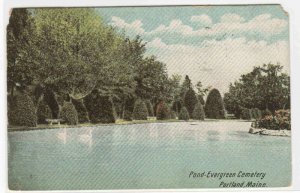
(8, 121, 291, 190)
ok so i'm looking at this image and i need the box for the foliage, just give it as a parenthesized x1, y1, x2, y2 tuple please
(184, 88, 198, 118)
(145, 100, 154, 117)
(44, 87, 60, 118)
(60, 102, 78, 125)
(255, 109, 290, 130)
(262, 109, 272, 117)
(224, 64, 290, 117)
(84, 90, 115, 123)
(193, 102, 205, 120)
(241, 108, 252, 120)
(178, 107, 190, 121)
(171, 100, 182, 115)
(7, 9, 36, 96)
(8, 93, 37, 127)
(156, 101, 170, 120)
(37, 99, 52, 124)
(251, 108, 262, 120)
(71, 98, 89, 123)
(132, 99, 148, 120)
(123, 97, 135, 121)
(205, 89, 225, 119)
(169, 110, 177, 119)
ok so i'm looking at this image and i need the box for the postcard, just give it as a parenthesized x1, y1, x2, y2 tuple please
(6, 4, 293, 191)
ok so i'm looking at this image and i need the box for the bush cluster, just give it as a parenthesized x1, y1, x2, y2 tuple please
(60, 102, 78, 125)
(255, 109, 290, 130)
(132, 99, 148, 120)
(8, 93, 37, 127)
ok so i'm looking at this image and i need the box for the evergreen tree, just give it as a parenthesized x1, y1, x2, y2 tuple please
(205, 89, 225, 119)
(178, 107, 189, 121)
(193, 102, 205, 120)
(8, 93, 37, 127)
(132, 99, 148, 120)
(60, 102, 78, 125)
(156, 101, 170, 120)
(184, 88, 198, 118)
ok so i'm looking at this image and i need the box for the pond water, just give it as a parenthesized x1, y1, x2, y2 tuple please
(8, 121, 291, 190)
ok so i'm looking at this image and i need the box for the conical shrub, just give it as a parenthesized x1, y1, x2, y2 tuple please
(145, 100, 154, 117)
(184, 88, 198, 118)
(133, 99, 148, 120)
(204, 89, 225, 119)
(193, 102, 205, 120)
(156, 101, 170, 120)
(8, 93, 37, 127)
(178, 107, 190, 121)
(60, 102, 78, 125)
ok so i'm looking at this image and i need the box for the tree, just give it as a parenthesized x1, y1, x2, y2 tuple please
(132, 99, 148, 120)
(156, 101, 170, 120)
(84, 90, 115, 123)
(8, 93, 37, 127)
(193, 102, 205, 120)
(184, 88, 198, 118)
(60, 102, 78, 125)
(178, 107, 189, 121)
(205, 89, 225, 119)
(224, 63, 290, 117)
(7, 8, 36, 96)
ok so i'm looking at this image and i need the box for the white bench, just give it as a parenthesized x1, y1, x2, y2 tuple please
(46, 119, 63, 125)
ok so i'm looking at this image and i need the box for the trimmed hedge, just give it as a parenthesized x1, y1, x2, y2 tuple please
(156, 101, 170, 120)
(71, 98, 89, 123)
(133, 99, 148, 120)
(37, 99, 52, 124)
(184, 88, 198, 118)
(8, 93, 37, 127)
(169, 110, 177, 119)
(241, 108, 252, 120)
(204, 89, 225, 119)
(84, 90, 116, 123)
(145, 100, 154, 117)
(179, 107, 190, 121)
(193, 102, 205, 120)
(60, 102, 78, 125)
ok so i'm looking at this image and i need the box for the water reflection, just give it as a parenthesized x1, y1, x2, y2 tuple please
(78, 127, 93, 148)
(57, 128, 67, 144)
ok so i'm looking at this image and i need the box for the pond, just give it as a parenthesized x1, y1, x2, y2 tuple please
(8, 120, 291, 190)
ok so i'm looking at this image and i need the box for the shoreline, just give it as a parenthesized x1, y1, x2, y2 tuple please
(248, 127, 291, 137)
(8, 118, 251, 132)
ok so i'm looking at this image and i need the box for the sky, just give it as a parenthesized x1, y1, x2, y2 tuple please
(96, 5, 289, 94)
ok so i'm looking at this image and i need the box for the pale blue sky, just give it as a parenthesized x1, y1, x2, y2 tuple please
(96, 5, 289, 94)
